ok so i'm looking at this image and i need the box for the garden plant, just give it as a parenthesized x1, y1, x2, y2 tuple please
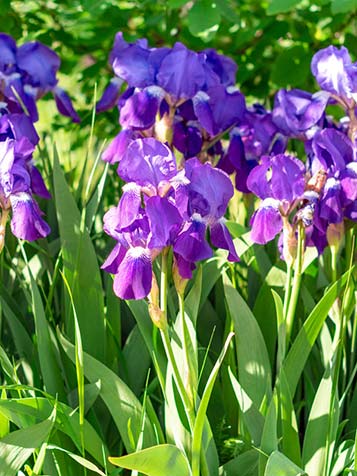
(0, 1, 356, 476)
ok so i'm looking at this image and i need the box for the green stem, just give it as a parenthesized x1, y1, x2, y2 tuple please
(0, 209, 9, 254)
(285, 223, 305, 346)
(159, 251, 195, 431)
(178, 292, 197, 406)
(331, 245, 338, 283)
(160, 328, 196, 431)
(283, 263, 293, 320)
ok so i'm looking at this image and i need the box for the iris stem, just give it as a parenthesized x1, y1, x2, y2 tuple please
(331, 245, 338, 283)
(285, 222, 305, 346)
(178, 292, 197, 407)
(283, 264, 293, 321)
(0, 209, 9, 254)
(159, 251, 196, 432)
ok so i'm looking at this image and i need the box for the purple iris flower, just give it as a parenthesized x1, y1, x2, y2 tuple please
(96, 77, 123, 113)
(203, 48, 237, 87)
(308, 128, 357, 227)
(311, 45, 357, 103)
(118, 137, 178, 193)
(0, 34, 79, 122)
(102, 129, 140, 164)
(247, 154, 306, 245)
(156, 42, 210, 102)
(173, 121, 202, 159)
(0, 136, 50, 243)
(10, 192, 50, 241)
(272, 89, 329, 137)
(119, 86, 165, 130)
(102, 208, 154, 300)
(0, 33, 17, 74)
(192, 85, 245, 136)
(173, 158, 239, 273)
(217, 105, 286, 193)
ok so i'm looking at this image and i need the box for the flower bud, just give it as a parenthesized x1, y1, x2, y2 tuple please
(326, 222, 344, 250)
(155, 110, 174, 145)
(282, 219, 297, 267)
(172, 258, 188, 297)
(148, 273, 167, 330)
(0, 209, 9, 254)
(148, 303, 167, 330)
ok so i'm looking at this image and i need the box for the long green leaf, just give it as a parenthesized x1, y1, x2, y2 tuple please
(0, 397, 109, 468)
(59, 331, 157, 451)
(0, 411, 54, 476)
(192, 332, 234, 476)
(283, 270, 350, 397)
(224, 274, 272, 409)
(28, 272, 65, 399)
(109, 444, 192, 476)
(52, 145, 105, 361)
(264, 451, 306, 476)
(228, 367, 264, 445)
(302, 364, 339, 476)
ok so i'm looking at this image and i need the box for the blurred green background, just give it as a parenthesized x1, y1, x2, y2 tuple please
(4, 0, 357, 138)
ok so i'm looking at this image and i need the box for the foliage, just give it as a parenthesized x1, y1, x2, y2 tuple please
(0, 1, 356, 476)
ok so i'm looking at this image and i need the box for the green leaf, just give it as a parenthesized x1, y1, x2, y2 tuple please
(48, 445, 106, 476)
(0, 412, 54, 476)
(283, 270, 350, 397)
(264, 451, 306, 476)
(271, 45, 311, 88)
(28, 272, 65, 399)
(0, 292, 37, 371)
(278, 370, 301, 466)
(109, 444, 192, 476)
(302, 364, 339, 476)
(52, 145, 105, 361)
(267, 0, 303, 15)
(0, 397, 109, 468)
(223, 274, 272, 409)
(272, 290, 285, 372)
(192, 332, 234, 476)
(188, 0, 221, 41)
(84, 162, 109, 232)
(331, 0, 357, 13)
(220, 449, 259, 476)
(167, 0, 188, 7)
(58, 331, 157, 452)
(228, 367, 264, 445)
(259, 394, 278, 474)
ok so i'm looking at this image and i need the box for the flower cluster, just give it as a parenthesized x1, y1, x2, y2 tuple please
(102, 137, 238, 300)
(97, 32, 245, 164)
(0, 33, 80, 251)
(99, 34, 357, 299)
(246, 45, 357, 260)
(0, 33, 80, 123)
